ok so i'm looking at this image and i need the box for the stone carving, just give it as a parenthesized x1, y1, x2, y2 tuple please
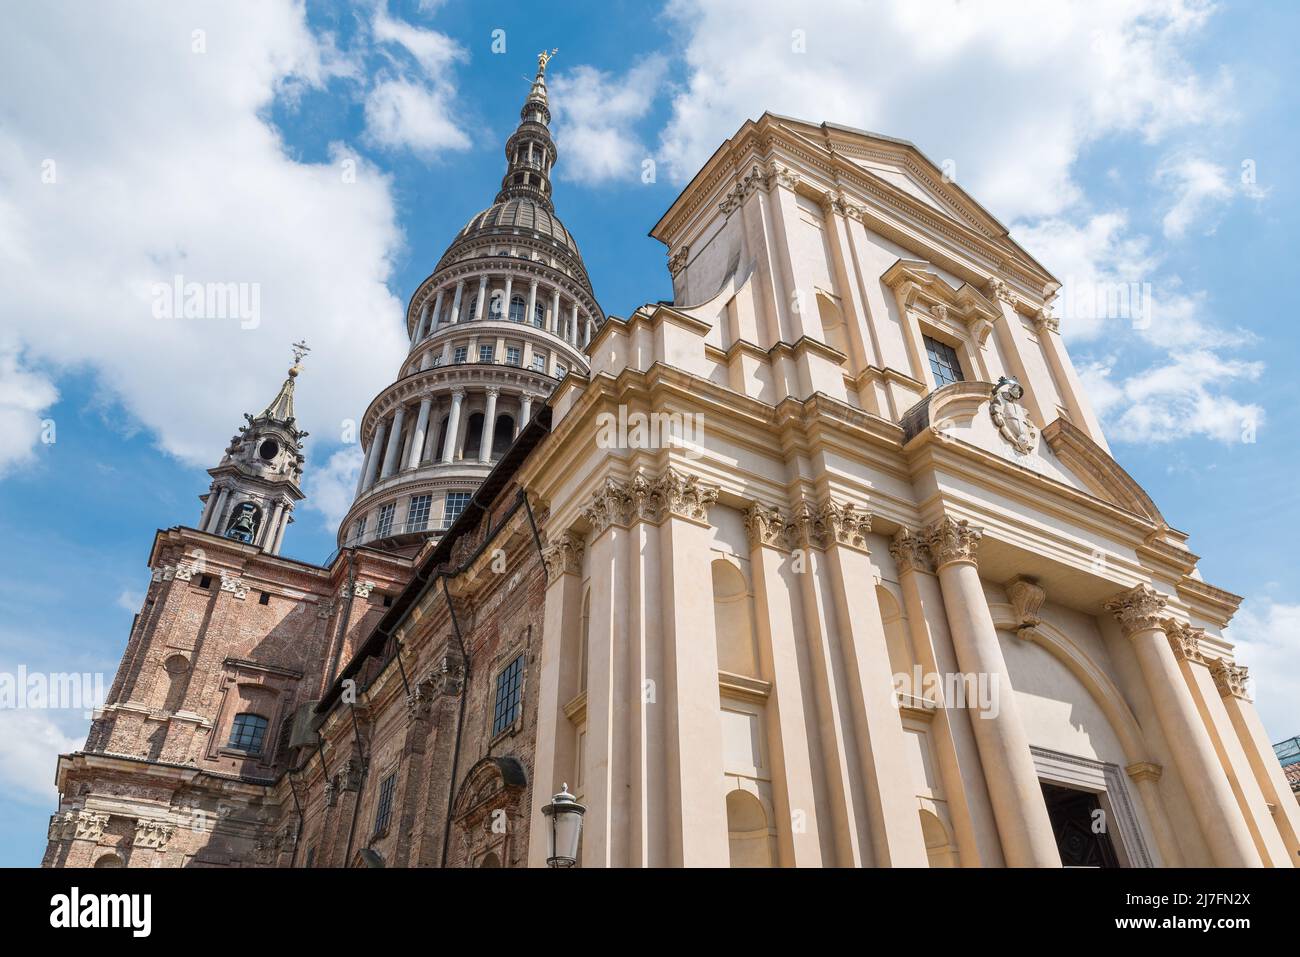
(1007, 576, 1046, 640)
(770, 164, 800, 190)
(173, 563, 194, 582)
(542, 531, 585, 583)
(922, 516, 982, 568)
(990, 376, 1038, 454)
(1210, 658, 1250, 700)
(640, 468, 718, 524)
(1104, 584, 1168, 636)
(667, 245, 690, 276)
(821, 501, 873, 551)
(1163, 618, 1207, 663)
(582, 476, 637, 534)
(219, 573, 247, 600)
(986, 276, 1016, 305)
(1034, 308, 1060, 334)
(888, 529, 932, 574)
(718, 164, 772, 215)
(353, 580, 375, 599)
(133, 819, 176, 850)
(744, 503, 795, 551)
(1125, 762, 1163, 783)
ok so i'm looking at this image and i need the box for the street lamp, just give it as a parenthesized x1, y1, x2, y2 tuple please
(541, 783, 585, 868)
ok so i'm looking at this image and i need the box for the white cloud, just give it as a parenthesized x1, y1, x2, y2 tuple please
(1158, 155, 1236, 238)
(115, 589, 144, 614)
(305, 444, 365, 531)
(362, 5, 470, 157)
(551, 57, 668, 184)
(0, 3, 409, 478)
(658, 0, 1230, 221)
(1079, 351, 1262, 444)
(1226, 599, 1300, 741)
(0, 709, 83, 806)
(0, 346, 58, 476)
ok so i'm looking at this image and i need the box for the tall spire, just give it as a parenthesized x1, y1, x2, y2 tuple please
(494, 49, 560, 211)
(258, 340, 310, 423)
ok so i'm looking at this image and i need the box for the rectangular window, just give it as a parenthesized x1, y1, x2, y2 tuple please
(376, 502, 395, 538)
(429, 353, 442, 368)
(923, 334, 965, 387)
(443, 491, 471, 529)
(554, 362, 567, 379)
(372, 770, 397, 837)
(453, 345, 468, 364)
(531, 352, 547, 373)
(352, 516, 365, 544)
(492, 654, 525, 736)
(478, 344, 495, 364)
(407, 494, 432, 532)
(505, 346, 521, 367)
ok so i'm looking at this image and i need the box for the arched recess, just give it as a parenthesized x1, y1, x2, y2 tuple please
(712, 559, 759, 677)
(449, 756, 528, 868)
(816, 291, 850, 360)
(432, 415, 450, 461)
(491, 414, 515, 458)
(919, 809, 959, 868)
(159, 654, 190, 713)
(463, 412, 484, 460)
(877, 585, 916, 697)
(726, 789, 775, 867)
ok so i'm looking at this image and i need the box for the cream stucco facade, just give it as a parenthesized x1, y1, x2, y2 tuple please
(522, 113, 1299, 867)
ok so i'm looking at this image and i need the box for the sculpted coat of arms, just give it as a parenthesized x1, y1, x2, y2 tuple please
(990, 376, 1037, 454)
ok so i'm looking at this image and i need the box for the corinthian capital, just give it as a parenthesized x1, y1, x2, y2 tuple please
(744, 503, 794, 551)
(1163, 618, 1207, 664)
(638, 467, 718, 524)
(922, 516, 982, 568)
(1210, 658, 1251, 700)
(581, 477, 636, 535)
(1104, 584, 1168, 636)
(889, 529, 932, 574)
(823, 501, 873, 551)
(541, 530, 585, 584)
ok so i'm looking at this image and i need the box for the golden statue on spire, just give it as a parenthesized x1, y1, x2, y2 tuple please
(537, 48, 558, 76)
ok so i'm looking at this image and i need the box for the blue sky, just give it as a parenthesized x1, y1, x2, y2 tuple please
(1, 0, 1296, 866)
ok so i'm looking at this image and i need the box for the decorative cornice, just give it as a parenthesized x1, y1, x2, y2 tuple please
(1007, 576, 1046, 640)
(985, 276, 1016, 306)
(922, 516, 982, 569)
(888, 529, 932, 574)
(1104, 584, 1168, 636)
(1210, 658, 1251, 700)
(541, 530, 585, 584)
(1162, 618, 1207, 664)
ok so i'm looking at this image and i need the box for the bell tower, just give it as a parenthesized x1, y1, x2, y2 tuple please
(197, 342, 310, 555)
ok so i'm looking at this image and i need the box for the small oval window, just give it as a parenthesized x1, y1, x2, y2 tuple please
(258, 439, 279, 461)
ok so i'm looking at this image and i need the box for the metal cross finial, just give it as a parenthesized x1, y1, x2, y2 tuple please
(291, 340, 311, 365)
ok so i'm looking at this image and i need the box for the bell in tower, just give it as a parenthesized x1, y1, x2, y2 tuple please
(197, 342, 311, 555)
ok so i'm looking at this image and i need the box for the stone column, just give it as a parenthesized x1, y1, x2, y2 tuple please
(571, 303, 580, 346)
(814, 502, 929, 867)
(527, 532, 587, 868)
(924, 516, 1061, 867)
(472, 276, 488, 321)
(411, 301, 429, 349)
(355, 436, 377, 496)
(271, 510, 288, 554)
(477, 389, 498, 463)
(503, 276, 513, 319)
(1104, 585, 1260, 866)
(518, 394, 532, 433)
(428, 288, 444, 334)
(526, 279, 538, 327)
(262, 500, 284, 551)
(407, 398, 432, 470)
(744, 504, 826, 866)
(361, 419, 386, 491)
(205, 487, 230, 533)
(440, 389, 464, 465)
(450, 280, 464, 323)
(550, 288, 561, 335)
(379, 406, 406, 479)
(198, 488, 217, 530)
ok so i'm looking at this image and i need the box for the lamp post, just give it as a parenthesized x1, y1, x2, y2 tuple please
(540, 783, 585, 868)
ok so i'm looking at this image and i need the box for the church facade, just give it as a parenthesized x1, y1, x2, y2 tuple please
(43, 57, 1299, 868)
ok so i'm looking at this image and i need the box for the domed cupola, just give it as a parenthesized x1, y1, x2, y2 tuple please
(338, 51, 604, 556)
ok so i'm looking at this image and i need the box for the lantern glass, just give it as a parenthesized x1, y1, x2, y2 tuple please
(542, 785, 585, 868)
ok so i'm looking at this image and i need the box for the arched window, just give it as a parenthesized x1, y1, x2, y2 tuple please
(93, 853, 124, 868)
(224, 501, 262, 544)
(464, 295, 478, 322)
(920, 809, 959, 868)
(227, 713, 269, 755)
(533, 302, 545, 328)
(433, 415, 450, 462)
(488, 293, 504, 320)
(508, 295, 526, 323)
